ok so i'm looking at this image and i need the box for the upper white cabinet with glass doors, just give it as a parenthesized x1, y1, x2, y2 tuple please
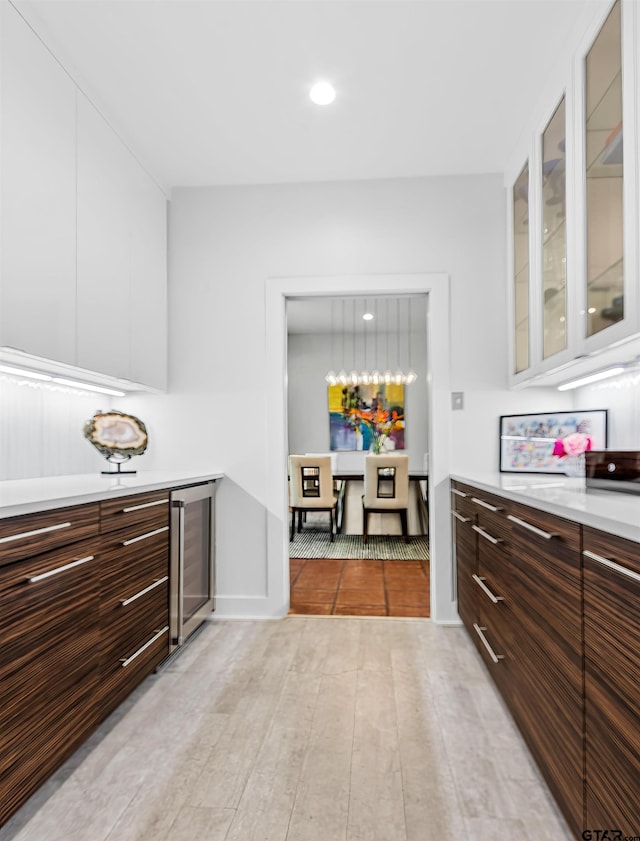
(508, 0, 638, 387)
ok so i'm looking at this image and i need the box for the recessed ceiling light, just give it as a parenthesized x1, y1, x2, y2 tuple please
(362, 313, 374, 321)
(310, 81, 336, 105)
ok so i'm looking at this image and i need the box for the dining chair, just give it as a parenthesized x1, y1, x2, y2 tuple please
(289, 455, 337, 542)
(362, 453, 410, 543)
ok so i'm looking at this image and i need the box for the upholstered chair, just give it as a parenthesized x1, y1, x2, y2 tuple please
(289, 455, 337, 542)
(362, 453, 410, 543)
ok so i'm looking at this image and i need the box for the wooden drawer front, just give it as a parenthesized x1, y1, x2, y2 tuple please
(583, 528, 640, 836)
(451, 483, 476, 522)
(508, 506, 582, 683)
(508, 501, 580, 554)
(94, 624, 169, 726)
(476, 602, 514, 696)
(100, 490, 170, 536)
(0, 503, 99, 567)
(507, 632, 584, 837)
(99, 526, 169, 606)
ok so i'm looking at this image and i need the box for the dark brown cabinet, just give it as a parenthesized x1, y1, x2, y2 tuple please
(451, 483, 478, 636)
(0, 489, 172, 830)
(0, 519, 100, 826)
(507, 503, 583, 837)
(583, 526, 640, 836)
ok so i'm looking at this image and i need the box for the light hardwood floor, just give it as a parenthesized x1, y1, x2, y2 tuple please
(0, 618, 573, 841)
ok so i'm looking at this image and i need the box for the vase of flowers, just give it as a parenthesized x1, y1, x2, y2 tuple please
(552, 432, 592, 477)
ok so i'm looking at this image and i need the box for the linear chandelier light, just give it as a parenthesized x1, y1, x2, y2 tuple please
(324, 296, 417, 386)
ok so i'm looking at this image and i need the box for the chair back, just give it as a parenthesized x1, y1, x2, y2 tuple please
(363, 454, 409, 509)
(289, 455, 335, 508)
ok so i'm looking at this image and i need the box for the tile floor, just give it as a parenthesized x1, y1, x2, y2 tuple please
(0, 617, 573, 841)
(289, 558, 430, 616)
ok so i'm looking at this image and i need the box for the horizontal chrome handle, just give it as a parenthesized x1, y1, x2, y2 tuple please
(122, 499, 169, 513)
(451, 488, 467, 498)
(583, 550, 640, 584)
(472, 524, 503, 545)
(508, 514, 556, 541)
(28, 554, 94, 583)
(0, 521, 71, 545)
(451, 510, 471, 523)
(120, 626, 169, 668)
(120, 576, 169, 606)
(122, 526, 169, 546)
(473, 623, 504, 664)
(471, 497, 502, 512)
(472, 574, 504, 604)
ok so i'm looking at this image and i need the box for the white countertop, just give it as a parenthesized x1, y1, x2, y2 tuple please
(451, 471, 640, 545)
(0, 470, 225, 519)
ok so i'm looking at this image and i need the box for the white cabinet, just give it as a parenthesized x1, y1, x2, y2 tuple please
(76, 95, 167, 388)
(507, 0, 638, 387)
(0, 5, 77, 365)
(0, 4, 167, 390)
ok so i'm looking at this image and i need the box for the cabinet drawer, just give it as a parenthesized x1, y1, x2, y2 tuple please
(0, 503, 99, 567)
(100, 580, 168, 670)
(451, 482, 477, 521)
(508, 501, 580, 553)
(99, 525, 169, 602)
(100, 491, 170, 536)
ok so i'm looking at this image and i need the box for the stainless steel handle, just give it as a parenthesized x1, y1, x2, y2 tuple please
(472, 574, 504, 604)
(0, 521, 72, 545)
(472, 524, 503, 545)
(122, 526, 169, 546)
(177, 505, 185, 645)
(451, 510, 471, 523)
(583, 550, 640, 584)
(471, 497, 502, 512)
(473, 623, 504, 664)
(451, 488, 467, 498)
(122, 499, 169, 513)
(28, 554, 94, 583)
(120, 626, 169, 668)
(508, 514, 556, 541)
(120, 576, 169, 607)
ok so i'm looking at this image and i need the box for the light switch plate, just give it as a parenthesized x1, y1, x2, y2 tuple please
(451, 392, 464, 410)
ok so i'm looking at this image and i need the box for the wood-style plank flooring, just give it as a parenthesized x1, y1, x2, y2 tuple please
(0, 618, 572, 841)
(289, 558, 430, 616)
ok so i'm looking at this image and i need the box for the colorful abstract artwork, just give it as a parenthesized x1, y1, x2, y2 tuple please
(499, 409, 608, 473)
(328, 384, 405, 452)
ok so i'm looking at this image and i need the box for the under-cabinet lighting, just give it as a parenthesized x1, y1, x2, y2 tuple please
(51, 377, 125, 397)
(557, 366, 625, 391)
(0, 364, 52, 381)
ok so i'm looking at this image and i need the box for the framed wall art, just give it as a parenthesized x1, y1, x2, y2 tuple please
(499, 409, 608, 473)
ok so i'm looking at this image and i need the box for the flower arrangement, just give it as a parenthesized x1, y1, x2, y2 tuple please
(551, 432, 592, 458)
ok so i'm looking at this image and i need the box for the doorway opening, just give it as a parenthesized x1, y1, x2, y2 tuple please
(265, 272, 455, 625)
(286, 294, 429, 616)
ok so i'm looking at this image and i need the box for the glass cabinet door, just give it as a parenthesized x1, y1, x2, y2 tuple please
(585, 0, 623, 338)
(513, 163, 530, 373)
(542, 98, 567, 359)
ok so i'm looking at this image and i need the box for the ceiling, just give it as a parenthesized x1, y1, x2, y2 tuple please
(16, 0, 589, 192)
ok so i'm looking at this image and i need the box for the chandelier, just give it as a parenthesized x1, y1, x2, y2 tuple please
(325, 297, 417, 386)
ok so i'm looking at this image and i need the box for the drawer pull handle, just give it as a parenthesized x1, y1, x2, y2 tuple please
(122, 526, 169, 547)
(122, 499, 169, 513)
(473, 623, 504, 664)
(120, 576, 169, 606)
(472, 525, 503, 545)
(471, 497, 502, 512)
(0, 521, 72, 545)
(452, 510, 471, 523)
(120, 627, 169, 668)
(452, 489, 467, 498)
(507, 514, 556, 541)
(472, 574, 504, 604)
(583, 550, 640, 584)
(28, 554, 95, 583)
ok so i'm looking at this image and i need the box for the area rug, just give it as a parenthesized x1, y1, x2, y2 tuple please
(289, 530, 429, 560)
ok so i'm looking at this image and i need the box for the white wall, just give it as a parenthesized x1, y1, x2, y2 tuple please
(287, 328, 428, 472)
(575, 372, 640, 449)
(120, 174, 566, 618)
